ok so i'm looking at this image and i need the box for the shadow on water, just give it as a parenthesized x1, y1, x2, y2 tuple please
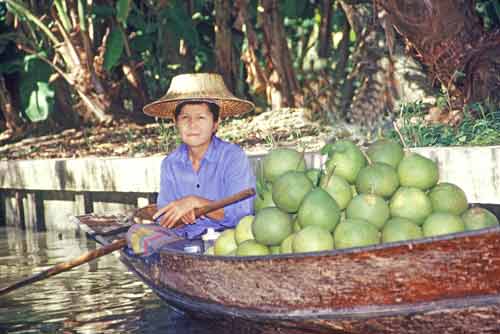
(0, 227, 322, 334)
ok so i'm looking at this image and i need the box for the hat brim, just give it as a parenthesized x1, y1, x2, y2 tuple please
(143, 97, 255, 119)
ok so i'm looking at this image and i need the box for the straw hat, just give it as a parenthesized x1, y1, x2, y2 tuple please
(143, 73, 254, 119)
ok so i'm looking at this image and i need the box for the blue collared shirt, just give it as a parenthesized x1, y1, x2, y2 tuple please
(156, 136, 256, 239)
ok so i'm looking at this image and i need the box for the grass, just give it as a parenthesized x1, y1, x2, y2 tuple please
(386, 101, 500, 147)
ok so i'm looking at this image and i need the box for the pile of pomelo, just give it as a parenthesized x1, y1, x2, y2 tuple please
(208, 140, 499, 256)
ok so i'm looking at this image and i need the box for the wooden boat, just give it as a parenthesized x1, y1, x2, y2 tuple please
(74, 203, 500, 334)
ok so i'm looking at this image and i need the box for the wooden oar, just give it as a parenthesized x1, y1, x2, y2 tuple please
(0, 188, 255, 296)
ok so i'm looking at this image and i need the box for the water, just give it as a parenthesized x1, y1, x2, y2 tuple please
(0, 227, 240, 334)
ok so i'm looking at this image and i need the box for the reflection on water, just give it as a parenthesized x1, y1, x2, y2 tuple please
(0, 227, 241, 334)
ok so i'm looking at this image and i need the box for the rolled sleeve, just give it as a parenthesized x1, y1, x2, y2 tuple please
(219, 148, 256, 227)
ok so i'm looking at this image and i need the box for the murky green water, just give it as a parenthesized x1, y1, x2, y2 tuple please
(0, 227, 232, 334)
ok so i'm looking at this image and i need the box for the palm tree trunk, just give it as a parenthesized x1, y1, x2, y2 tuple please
(0, 74, 24, 140)
(215, 0, 235, 92)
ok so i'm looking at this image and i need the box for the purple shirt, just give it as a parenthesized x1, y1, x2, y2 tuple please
(157, 136, 256, 239)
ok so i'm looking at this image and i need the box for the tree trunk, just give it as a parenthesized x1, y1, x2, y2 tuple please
(0, 73, 24, 140)
(261, 0, 300, 108)
(318, 0, 333, 58)
(376, 0, 500, 106)
(215, 0, 235, 92)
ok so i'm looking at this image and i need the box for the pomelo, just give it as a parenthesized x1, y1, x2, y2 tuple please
(252, 207, 292, 246)
(462, 207, 499, 231)
(390, 187, 432, 225)
(272, 171, 313, 213)
(270, 245, 281, 254)
(320, 174, 353, 210)
(293, 226, 334, 253)
(306, 168, 321, 186)
(366, 139, 404, 169)
(422, 212, 465, 237)
(280, 233, 295, 254)
(429, 183, 468, 215)
(324, 140, 366, 184)
(236, 240, 270, 256)
(398, 153, 438, 190)
(263, 148, 306, 183)
(334, 219, 380, 249)
(293, 217, 301, 232)
(355, 162, 400, 198)
(214, 229, 238, 255)
(298, 188, 341, 232)
(382, 218, 423, 243)
(346, 194, 390, 230)
(254, 186, 276, 212)
(235, 215, 255, 244)
(204, 246, 214, 255)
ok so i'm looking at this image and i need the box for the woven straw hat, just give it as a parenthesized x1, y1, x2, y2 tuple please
(143, 73, 254, 119)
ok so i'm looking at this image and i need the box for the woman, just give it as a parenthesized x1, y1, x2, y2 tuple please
(127, 73, 256, 255)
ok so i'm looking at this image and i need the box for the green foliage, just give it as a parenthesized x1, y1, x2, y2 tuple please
(387, 101, 500, 147)
(116, 0, 131, 25)
(19, 54, 54, 122)
(476, 0, 500, 31)
(103, 28, 124, 72)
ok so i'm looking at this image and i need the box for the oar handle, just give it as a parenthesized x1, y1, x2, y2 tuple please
(0, 188, 255, 296)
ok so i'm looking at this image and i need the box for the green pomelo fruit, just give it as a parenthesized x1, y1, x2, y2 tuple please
(293, 226, 334, 253)
(298, 188, 341, 232)
(429, 183, 468, 215)
(263, 148, 306, 183)
(252, 207, 292, 246)
(324, 140, 366, 184)
(367, 139, 404, 169)
(270, 245, 281, 254)
(320, 174, 353, 210)
(214, 229, 238, 255)
(398, 153, 439, 190)
(382, 218, 423, 243)
(293, 218, 301, 232)
(280, 233, 295, 254)
(462, 207, 499, 231)
(355, 162, 399, 198)
(346, 194, 390, 230)
(422, 213, 465, 237)
(272, 171, 313, 213)
(390, 187, 432, 225)
(254, 187, 276, 212)
(334, 219, 380, 249)
(306, 168, 321, 186)
(204, 246, 214, 255)
(236, 240, 270, 256)
(235, 215, 255, 244)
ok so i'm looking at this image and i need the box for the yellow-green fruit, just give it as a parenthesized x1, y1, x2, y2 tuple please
(298, 188, 341, 232)
(346, 194, 390, 230)
(355, 163, 399, 198)
(236, 240, 270, 256)
(293, 218, 301, 232)
(270, 245, 281, 254)
(429, 183, 468, 215)
(320, 174, 353, 210)
(293, 226, 334, 253)
(306, 168, 321, 186)
(214, 229, 238, 255)
(390, 187, 432, 225)
(422, 213, 465, 237)
(324, 140, 367, 184)
(263, 148, 306, 183)
(366, 139, 404, 169)
(272, 171, 313, 213)
(254, 187, 276, 212)
(398, 153, 439, 190)
(252, 207, 292, 246)
(235, 215, 255, 244)
(334, 219, 380, 249)
(204, 246, 215, 255)
(280, 233, 295, 254)
(382, 218, 423, 243)
(462, 207, 499, 231)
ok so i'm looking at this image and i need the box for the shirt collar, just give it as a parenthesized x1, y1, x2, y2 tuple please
(179, 135, 219, 164)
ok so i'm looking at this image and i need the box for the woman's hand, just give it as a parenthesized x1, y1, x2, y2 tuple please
(153, 196, 201, 228)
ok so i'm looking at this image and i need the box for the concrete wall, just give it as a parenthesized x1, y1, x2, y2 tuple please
(1, 146, 499, 231)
